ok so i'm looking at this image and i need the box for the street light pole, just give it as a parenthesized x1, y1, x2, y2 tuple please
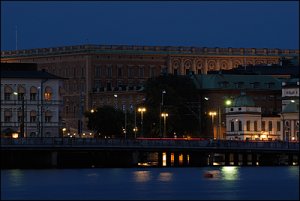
(21, 95, 25, 138)
(159, 90, 166, 138)
(138, 107, 146, 138)
(161, 112, 168, 138)
(209, 111, 217, 139)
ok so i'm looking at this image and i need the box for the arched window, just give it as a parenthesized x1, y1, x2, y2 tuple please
(30, 110, 37, 122)
(4, 109, 12, 122)
(45, 110, 52, 122)
(17, 85, 26, 100)
(4, 85, 13, 101)
(44, 86, 52, 101)
(30, 87, 38, 101)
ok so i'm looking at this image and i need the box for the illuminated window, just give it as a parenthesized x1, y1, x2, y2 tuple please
(44, 87, 52, 101)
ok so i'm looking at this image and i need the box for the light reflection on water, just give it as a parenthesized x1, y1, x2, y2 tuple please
(1, 167, 299, 200)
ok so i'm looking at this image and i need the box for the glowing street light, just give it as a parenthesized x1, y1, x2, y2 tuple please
(138, 107, 146, 138)
(161, 112, 169, 138)
(13, 92, 25, 138)
(209, 111, 217, 139)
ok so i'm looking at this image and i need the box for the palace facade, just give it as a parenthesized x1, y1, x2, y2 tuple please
(1, 44, 299, 131)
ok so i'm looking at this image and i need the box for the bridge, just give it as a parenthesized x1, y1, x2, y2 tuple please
(1, 138, 299, 168)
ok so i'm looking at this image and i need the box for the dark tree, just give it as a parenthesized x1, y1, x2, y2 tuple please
(85, 106, 125, 138)
(142, 74, 201, 138)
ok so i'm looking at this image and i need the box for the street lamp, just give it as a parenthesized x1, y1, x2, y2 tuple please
(138, 107, 146, 138)
(209, 111, 217, 139)
(161, 112, 169, 138)
(13, 92, 25, 138)
(133, 127, 138, 138)
(160, 90, 166, 137)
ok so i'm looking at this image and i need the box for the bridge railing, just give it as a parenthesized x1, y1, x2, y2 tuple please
(1, 138, 299, 150)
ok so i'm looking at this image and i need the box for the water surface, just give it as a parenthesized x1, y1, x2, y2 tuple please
(1, 166, 299, 200)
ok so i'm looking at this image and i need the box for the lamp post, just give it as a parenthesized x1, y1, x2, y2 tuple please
(159, 90, 166, 137)
(138, 107, 146, 138)
(218, 99, 232, 139)
(161, 112, 168, 138)
(13, 92, 25, 138)
(209, 111, 217, 139)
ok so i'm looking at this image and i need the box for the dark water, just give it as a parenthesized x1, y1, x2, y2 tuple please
(1, 166, 299, 200)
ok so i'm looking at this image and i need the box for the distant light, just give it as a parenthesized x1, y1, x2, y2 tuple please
(114, 94, 118, 98)
(12, 133, 19, 138)
(209, 111, 217, 116)
(90, 109, 95, 113)
(13, 92, 18, 95)
(204, 97, 209, 100)
(292, 137, 295, 141)
(225, 100, 232, 106)
(291, 100, 295, 103)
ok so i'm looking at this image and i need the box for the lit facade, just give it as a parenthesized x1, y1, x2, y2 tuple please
(1, 44, 298, 132)
(1, 70, 64, 137)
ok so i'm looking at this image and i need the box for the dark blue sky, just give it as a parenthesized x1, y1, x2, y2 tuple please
(1, 1, 299, 51)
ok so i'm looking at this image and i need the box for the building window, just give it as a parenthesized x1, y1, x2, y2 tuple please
(30, 116, 36, 123)
(277, 121, 281, 131)
(44, 87, 52, 101)
(107, 66, 112, 77)
(139, 67, 144, 78)
(268, 121, 272, 132)
(231, 121, 234, 131)
(18, 93, 24, 101)
(45, 110, 52, 123)
(173, 69, 178, 76)
(95, 66, 101, 77)
(246, 121, 250, 131)
(238, 121, 242, 131)
(254, 121, 258, 131)
(128, 68, 134, 78)
(4, 93, 11, 101)
(118, 68, 122, 77)
(261, 121, 266, 131)
(4, 86, 13, 100)
(4, 116, 11, 122)
(30, 93, 37, 101)
(150, 67, 156, 77)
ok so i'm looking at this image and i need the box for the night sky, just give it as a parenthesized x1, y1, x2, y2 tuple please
(1, 1, 299, 51)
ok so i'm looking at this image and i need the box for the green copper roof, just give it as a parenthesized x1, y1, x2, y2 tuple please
(232, 93, 255, 107)
(282, 101, 299, 113)
(192, 74, 282, 90)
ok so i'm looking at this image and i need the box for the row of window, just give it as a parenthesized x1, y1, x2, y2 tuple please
(218, 82, 276, 89)
(94, 66, 157, 78)
(3, 110, 53, 123)
(2, 85, 53, 101)
(230, 120, 281, 132)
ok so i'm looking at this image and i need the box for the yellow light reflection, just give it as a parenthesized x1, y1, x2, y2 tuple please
(162, 152, 167, 167)
(179, 154, 183, 165)
(171, 153, 174, 166)
(133, 171, 151, 183)
(158, 172, 173, 182)
(221, 166, 239, 180)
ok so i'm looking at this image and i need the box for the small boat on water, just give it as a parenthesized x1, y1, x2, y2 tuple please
(203, 170, 220, 178)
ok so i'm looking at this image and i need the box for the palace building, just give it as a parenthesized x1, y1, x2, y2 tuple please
(1, 44, 299, 132)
